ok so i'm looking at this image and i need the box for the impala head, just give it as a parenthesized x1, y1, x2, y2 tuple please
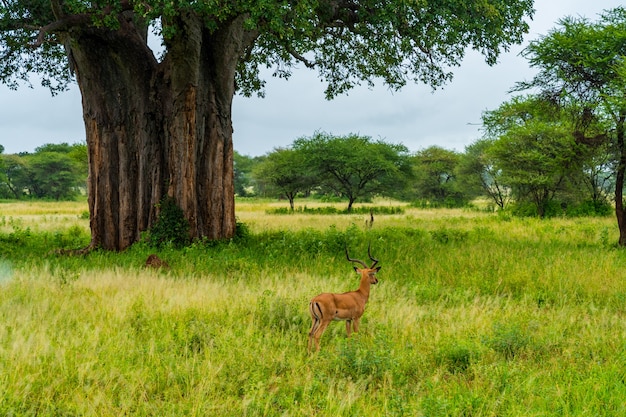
(345, 244, 381, 284)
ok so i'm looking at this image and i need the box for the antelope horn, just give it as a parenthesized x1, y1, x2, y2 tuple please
(367, 243, 379, 268)
(345, 246, 368, 268)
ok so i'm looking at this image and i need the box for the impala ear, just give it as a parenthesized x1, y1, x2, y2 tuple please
(374, 266, 381, 272)
(353, 266, 359, 273)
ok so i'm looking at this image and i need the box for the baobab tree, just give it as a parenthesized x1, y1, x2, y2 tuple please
(0, 0, 534, 250)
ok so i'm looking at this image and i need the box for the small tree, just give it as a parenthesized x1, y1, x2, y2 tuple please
(412, 146, 469, 207)
(234, 151, 260, 197)
(28, 151, 79, 200)
(458, 138, 510, 210)
(293, 132, 411, 211)
(484, 96, 588, 217)
(0, 154, 29, 199)
(253, 148, 315, 210)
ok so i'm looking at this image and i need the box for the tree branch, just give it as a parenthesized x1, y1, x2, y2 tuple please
(284, 43, 316, 68)
(31, 0, 134, 47)
(31, 14, 91, 47)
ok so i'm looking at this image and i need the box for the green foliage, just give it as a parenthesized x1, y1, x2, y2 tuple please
(266, 205, 405, 215)
(145, 197, 190, 248)
(458, 138, 510, 209)
(566, 199, 612, 217)
(0, 143, 86, 200)
(252, 147, 315, 208)
(434, 341, 478, 374)
(1, 0, 534, 98)
(292, 132, 412, 210)
(483, 96, 596, 217)
(516, 7, 626, 238)
(483, 322, 530, 360)
(411, 146, 471, 205)
(234, 151, 261, 197)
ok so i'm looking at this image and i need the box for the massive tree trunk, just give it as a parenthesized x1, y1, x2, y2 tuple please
(68, 13, 253, 250)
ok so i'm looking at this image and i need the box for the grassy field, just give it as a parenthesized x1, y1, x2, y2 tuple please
(1, 199, 626, 416)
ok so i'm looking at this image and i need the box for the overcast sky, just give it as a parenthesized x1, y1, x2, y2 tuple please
(0, 0, 622, 156)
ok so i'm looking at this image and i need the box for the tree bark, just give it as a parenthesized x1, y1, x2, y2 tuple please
(615, 112, 626, 246)
(68, 13, 254, 250)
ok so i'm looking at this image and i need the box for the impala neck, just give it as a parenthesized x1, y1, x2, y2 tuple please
(357, 273, 372, 299)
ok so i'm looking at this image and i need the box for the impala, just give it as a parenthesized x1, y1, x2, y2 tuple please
(308, 245, 381, 353)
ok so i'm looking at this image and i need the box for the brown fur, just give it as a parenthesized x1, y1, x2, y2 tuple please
(144, 254, 170, 270)
(308, 265, 380, 353)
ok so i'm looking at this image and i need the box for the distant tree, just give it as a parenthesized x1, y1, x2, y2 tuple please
(28, 151, 79, 200)
(579, 139, 614, 208)
(253, 148, 316, 210)
(0, 143, 85, 200)
(0, 154, 29, 199)
(483, 96, 590, 217)
(517, 7, 626, 239)
(293, 133, 411, 211)
(458, 138, 510, 210)
(234, 151, 261, 197)
(35, 143, 74, 154)
(412, 146, 470, 206)
(0, 145, 6, 198)
(67, 143, 88, 191)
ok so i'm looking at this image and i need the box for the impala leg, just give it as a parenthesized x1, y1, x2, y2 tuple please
(308, 301, 324, 353)
(345, 319, 352, 337)
(352, 318, 360, 334)
(308, 317, 320, 353)
(312, 320, 331, 352)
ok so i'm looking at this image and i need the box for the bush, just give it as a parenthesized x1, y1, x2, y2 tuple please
(266, 205, 405, 215)
(410, 197, 468, 209)
(508, 199, 612, 218)
(435, 341, 477, 374)
(482, 323, 530, 360)
(566, 199, 612, 217)
(145, 197, 190, 248)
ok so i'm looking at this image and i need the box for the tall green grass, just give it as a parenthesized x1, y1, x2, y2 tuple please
(0, 201, 625, 415)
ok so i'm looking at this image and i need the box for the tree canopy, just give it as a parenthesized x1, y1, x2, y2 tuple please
(0, 142, 86, 200)
(1, 0, 535, 97)
(291, 132, 411, 211)
(253, 147, 316, 210)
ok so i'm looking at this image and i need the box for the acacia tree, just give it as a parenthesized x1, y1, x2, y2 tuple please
(0, 0, 534, 250)
(0, 154, 28, 199)
(518, 7, 626, 241)
(253, 147, 314, 210)
(483, 95, 594, 217)
(458, 138, 510, 210)
(293, 132, 411, 211)
(411, 146, 470, 206)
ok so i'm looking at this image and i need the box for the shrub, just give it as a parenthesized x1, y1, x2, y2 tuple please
(434, 341, 477, 374)
(482, 323, 530, 360)
(566, 199, 612, 217)
(266, 205, 405, 215)
(145, 197, 190, 248)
